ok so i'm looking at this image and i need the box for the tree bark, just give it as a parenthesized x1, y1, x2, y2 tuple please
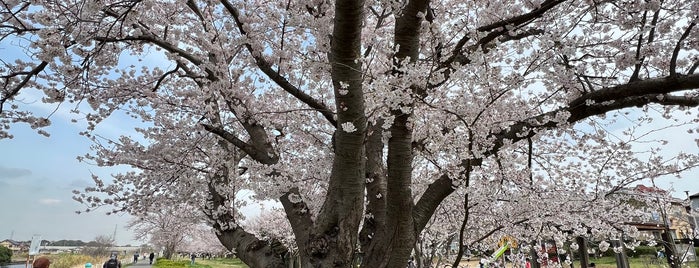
(308, 0, 367, 266)
(576, 237, 589, 268)
(217, 227, 286, 268)
(662, 228, 680, 268)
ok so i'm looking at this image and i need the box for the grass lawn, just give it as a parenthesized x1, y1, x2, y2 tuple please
(579, 257, 699, 268)
(153, 258, 248, 268)
(197, 258, 248, 268)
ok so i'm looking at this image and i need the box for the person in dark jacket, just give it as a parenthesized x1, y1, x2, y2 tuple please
(103, 253, 122, 268)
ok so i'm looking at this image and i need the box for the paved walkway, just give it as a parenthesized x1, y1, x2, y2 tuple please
(127, 260, 153, 268)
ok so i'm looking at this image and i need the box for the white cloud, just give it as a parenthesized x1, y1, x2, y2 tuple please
(38, 198, 61, 205)
(0, 166, 32, 179)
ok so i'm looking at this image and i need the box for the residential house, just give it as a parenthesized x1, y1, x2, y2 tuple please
(622, 185, 692, 241)
(685, 193, 699, 238)
(0, 239, 28, 252)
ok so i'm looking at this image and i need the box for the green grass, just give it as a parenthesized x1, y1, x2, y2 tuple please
(197, 258, 248, 267)
(153, 258, 247, 268)
(585, 256, 699, 268)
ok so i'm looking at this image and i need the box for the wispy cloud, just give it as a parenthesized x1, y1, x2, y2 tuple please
(69, 179, 91, 188)
(0, 166, 32, 179)
(38, 198, 61, 205)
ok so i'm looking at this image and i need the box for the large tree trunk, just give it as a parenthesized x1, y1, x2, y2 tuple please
(611, 240, 629, 268)
(360, 0, 430, 267)
(307, 0, 367, 266)
(576, 237, 589, 268)
(662, 228, 680, 268)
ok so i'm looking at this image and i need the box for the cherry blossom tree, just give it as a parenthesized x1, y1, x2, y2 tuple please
(3, 0, 699, 267)
(245, 208, 296, 255)
(126, 206, 200, 259)
(182, 225, 231, 257)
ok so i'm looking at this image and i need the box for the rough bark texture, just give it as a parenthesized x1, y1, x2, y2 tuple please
(217, 227, 287, 268)
(308, 0, 367, 266)
(661, 227, 680, 268)
(576, 237, 589, 268)
(359, 122, 388, 257)
(280, 188, 313, 266)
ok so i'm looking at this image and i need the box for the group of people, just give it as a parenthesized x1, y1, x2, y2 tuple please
(31, 251, 156, 268)
(133, 252, 157, 265)
(104, 252, 156, 268)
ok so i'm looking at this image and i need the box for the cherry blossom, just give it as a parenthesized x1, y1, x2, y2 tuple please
(2, 0, 698, 267)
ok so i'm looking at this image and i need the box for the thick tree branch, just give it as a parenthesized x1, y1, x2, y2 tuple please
(630, 11, 649, 82)
(0, 61, 48, 113)
(216, 226, 286, 267)
(363, 1, 430, 267)
(279, 187, 313, 254)
(433, 0, 567, 88)
(359, 121, 388, 253)
(185, 0, 206, 27)
(412, 74, 699, 238)
(670, 21, 696, 77)
(413, 174, 453, 232)
(95, 35, 203, 65)
(202, 124, 279, 165)
(451, 0, 566, 62)
(205, 168, 286, 268)
(219, 0, 337, 127)
(477, 0, 567, 32)
(491, 74, 699, 155)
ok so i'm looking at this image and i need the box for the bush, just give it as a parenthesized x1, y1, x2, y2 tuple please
(0, 246, 11, 263)
(153, 258, 211, 268)
(626, 246, 659, 258)
(153, 258, 189, 268)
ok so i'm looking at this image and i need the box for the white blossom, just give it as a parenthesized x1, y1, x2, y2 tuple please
(599, 241, 610, 252)
(341, 122, 357, 133)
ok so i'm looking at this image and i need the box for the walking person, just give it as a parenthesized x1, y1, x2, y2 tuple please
(190, 253, 196, 265)
(103, 253, 122, 268)
(149, 253, 155, 265)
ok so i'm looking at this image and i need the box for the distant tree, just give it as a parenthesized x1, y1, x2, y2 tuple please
(83, 235, 115, 257)
(0, 246, 11, 264)
(182, 225, 230, 256)
(244, 208, 296, 256)
(50, 240, 87, 247)
(127, 206, 199, 259)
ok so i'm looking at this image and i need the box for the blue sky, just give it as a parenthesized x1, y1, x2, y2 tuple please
(0, 111, 141, 245)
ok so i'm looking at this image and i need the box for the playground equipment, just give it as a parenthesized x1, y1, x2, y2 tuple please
(481, 242, 511, 268)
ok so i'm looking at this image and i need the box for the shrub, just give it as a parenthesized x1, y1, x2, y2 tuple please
(0, 246, 11, 263)
(626, 246, 659, 258)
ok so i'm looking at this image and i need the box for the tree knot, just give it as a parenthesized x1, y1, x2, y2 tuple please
(308, 235, 329, 257)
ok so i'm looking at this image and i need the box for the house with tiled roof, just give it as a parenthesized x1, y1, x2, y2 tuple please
(0, 239, 28, 252)
(623, 185, 692, 240)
